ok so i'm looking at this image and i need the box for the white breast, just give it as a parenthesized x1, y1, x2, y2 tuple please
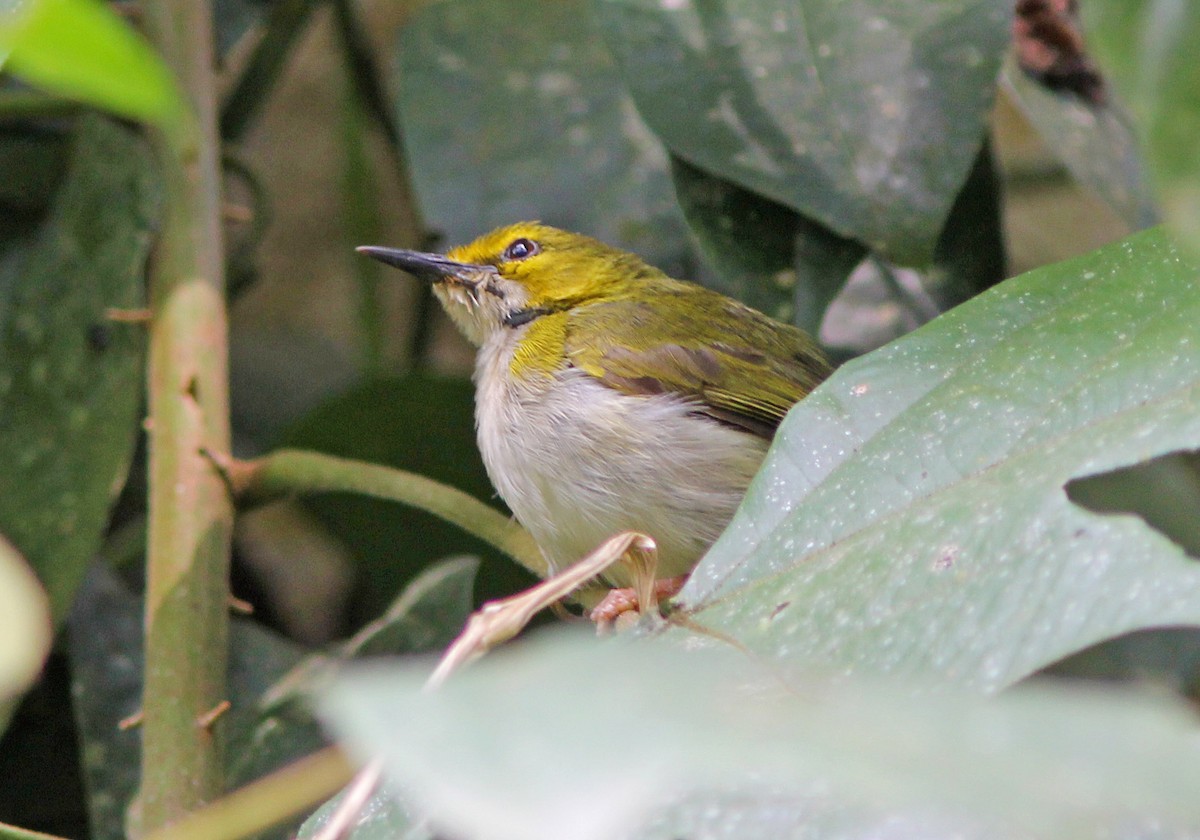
(473, 330, 768, 585)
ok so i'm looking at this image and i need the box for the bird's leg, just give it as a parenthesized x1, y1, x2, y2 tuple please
(589, 574, 688, 631)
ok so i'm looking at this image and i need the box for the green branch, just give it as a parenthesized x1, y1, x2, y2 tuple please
(139, 0, 234, 831)
(221, 449, 548, 578)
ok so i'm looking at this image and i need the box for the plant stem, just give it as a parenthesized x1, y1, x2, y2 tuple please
(142, 748, 353, 840)
(222, 449, 548, 578)
(140, 0, 234, 831)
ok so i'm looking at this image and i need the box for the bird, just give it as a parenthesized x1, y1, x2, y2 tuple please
(358, 223, 831, 620)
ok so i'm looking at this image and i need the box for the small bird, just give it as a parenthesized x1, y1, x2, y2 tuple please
(359, 223, 831, 617)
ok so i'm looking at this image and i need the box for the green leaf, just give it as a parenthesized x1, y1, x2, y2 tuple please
(393, 0, 691, 274)
(1000, 58, 1157, 232)
(279, 374, 536, 624)
(67, 565, 315, 840)
(670, 155, 866, 333)
(286, 560, 478, 839)
(1082, 1, 1200, 252)
(318, 633, 1200, 840)
(296, 786, 430, 840)
(925, 137, 1006, 310)
(595, 0, 1011, 265)
(262, 557, 479, 711)
(678, 226, 1200, 690)
(69, 558, 477, 840)
(0, 534, 50, 735)
(0, 0, 185, 132)
(0, 115, 159, 625)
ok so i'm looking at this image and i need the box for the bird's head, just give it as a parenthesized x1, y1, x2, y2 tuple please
(358, 222, 663, 345)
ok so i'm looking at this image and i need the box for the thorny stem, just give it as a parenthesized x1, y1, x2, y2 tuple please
(139, 0, 234, 831)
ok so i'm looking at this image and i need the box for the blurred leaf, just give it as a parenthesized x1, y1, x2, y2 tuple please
(670, 155, 866, 333)
(67, 565, 314, 840)
(595, 0, 1010, 266)
(69, 555, 478, 840)
(633, 789, 1013, 840)
(66, 567, 150, 840)
(0, 0, 185, 133)
(272, 559, 478, 839)
(220, 0, 321, 141)
(296, 781, 430, 840)
(0, 124, 69, 227)
(678, 226, 1200, 691)
(394, 0, 691, 275)
(319, 633, 1200, 840)
(213, 0, 271, 58)
(0, 534, 50, 735)
(0, 115, 158, 625)
(279, 374, 536, 624)
(925, 137, 1006, 310)
(1083, 1, 1200, 252)
(263, 557, 478, 710)
(1001, 57, 1157, 232)
(1043, 627, 1200, 699)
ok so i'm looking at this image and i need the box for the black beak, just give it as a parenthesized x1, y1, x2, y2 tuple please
(355, 246, 490, 283)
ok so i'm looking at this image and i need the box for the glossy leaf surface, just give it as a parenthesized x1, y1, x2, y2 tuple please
(595, 0, 1011, 265)
(681, 227, 1200, 690)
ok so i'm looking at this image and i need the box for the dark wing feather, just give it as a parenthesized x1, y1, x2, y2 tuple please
(564, 289, 831, 440)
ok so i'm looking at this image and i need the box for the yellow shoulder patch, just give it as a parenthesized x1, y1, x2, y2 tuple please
(509, 313, 569, 380)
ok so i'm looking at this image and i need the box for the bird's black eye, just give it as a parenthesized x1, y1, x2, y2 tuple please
(502, 237, 539, 261)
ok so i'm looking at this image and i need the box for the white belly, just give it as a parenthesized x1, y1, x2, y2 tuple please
(474, 336, 768, 585)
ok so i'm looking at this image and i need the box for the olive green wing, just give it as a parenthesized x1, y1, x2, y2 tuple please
(564, 290, 831, 440)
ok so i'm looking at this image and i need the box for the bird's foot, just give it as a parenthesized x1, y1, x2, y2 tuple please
(589, 574, 688, 633)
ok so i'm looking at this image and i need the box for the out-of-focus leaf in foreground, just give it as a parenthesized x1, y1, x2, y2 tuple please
(319, 633, 1200, 840)
(678, 226, 1200, 690)
(595, 0, 1010, 265)
(0, 534, 50, 735)
(0, 0, 184, 132)
(0, 116, 157, 625)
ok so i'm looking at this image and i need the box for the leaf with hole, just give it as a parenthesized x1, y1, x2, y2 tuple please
(674, 226, 1200, 691)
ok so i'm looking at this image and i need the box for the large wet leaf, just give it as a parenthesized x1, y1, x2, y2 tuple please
(0, 116, 158, 625)
(677, 226, 1200, 691)
(393, 0, 690, 274)
(595, 0, 1011, 265)
(1082, 1, 1200, 251)
(318, 633, 1200, 840)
